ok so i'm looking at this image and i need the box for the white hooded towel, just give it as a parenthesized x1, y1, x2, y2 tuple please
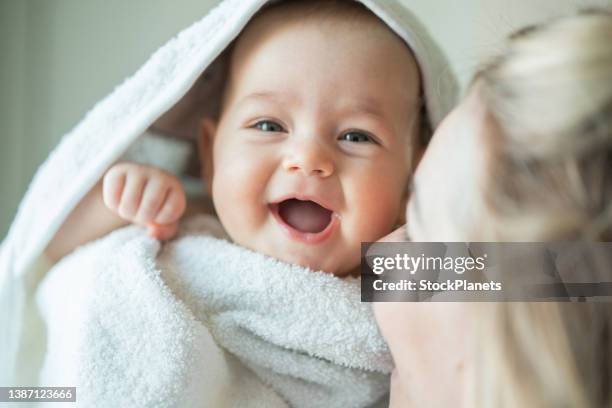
(0, 0, 457, 402)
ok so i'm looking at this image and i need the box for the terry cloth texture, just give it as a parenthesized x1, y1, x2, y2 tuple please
(35, 215, 392, 407)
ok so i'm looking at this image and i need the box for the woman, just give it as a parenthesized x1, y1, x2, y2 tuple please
(375, 10, 612, 407)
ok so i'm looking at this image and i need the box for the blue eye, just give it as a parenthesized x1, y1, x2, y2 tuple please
(253, 120, 284, 132)
(340, 131, 377, 144)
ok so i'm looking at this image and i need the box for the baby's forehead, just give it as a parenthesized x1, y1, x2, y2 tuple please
(220, 2, 421, 110)
(236, 1, 408, 51)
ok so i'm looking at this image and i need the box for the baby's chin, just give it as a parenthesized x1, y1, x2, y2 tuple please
(251, 244, 358, 277)
(269, 249, 359, 277)
(225, 224, 360, 277)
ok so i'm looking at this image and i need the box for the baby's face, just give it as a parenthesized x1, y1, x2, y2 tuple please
(201, 12, 420, 276)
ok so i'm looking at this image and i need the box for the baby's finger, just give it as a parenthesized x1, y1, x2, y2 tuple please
(102, 167, 127, 211)
(117, 173, 146, 220)
(147, 222, 178, 241)
(134, 178, 168, 225)
(154, 187, 186, 225)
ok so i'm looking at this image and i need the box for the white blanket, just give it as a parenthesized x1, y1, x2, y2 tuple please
(35, 215, 392, 407)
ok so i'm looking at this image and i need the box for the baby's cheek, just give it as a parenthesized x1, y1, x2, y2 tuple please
(212, 156, 270, 237)
(350, 181, 404, 240)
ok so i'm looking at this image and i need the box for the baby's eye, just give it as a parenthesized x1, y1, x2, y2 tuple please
(252, 120, 285, 133)
(339, 131, 378, 144)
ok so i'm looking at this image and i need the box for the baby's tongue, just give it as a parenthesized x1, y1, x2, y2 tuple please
(278, 199, 332, 233)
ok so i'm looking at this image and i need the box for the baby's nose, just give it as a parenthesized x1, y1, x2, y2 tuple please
(282, 139, 334, 177)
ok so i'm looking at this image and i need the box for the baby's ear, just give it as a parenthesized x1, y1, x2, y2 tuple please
(398, 144, 423, 227)
(393, 128, 426, 229)
(397, 183, 409, 226)
(413, 144, 426, 171)
(197, 118, 217, 194)
(411, 134, 427, 173)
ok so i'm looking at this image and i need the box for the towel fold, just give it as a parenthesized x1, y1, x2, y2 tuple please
(35, 215, 392, 407)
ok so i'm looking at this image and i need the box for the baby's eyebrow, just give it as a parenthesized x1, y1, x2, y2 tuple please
(339, 99, 388, 122)
(239, 92, 387, 117)
(238, 91, 294, 107)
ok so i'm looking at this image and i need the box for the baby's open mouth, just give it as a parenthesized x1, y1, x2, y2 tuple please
(277, 198, 333, 233)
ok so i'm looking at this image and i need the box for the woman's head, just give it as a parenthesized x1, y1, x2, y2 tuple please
(408, 10, 612, 242)
(376, 10, 612, 408)
(468, 13, 612, 405)
(476, 10, 612, 241)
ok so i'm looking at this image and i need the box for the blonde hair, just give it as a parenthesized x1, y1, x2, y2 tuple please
(468, 10, 612, 408)
(478, 10, 612, 241)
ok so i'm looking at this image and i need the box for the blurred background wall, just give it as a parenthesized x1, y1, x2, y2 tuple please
(1, 0, 610, 239)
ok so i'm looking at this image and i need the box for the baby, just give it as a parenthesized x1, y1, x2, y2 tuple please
(46, 0, 427, 277)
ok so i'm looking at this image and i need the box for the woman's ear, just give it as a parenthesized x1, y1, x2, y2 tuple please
(198, 118, 217, 195)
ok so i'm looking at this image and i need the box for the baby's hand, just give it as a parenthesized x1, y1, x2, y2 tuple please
(102, 162, 186, 240)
